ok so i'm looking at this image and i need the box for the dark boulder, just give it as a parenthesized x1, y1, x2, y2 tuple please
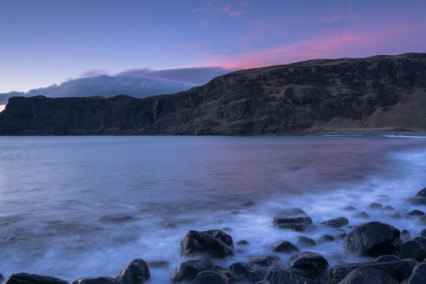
(421, 229, 426, 237)
(355, 211, 370, 218)
(237, 240, 249, 246)
(401, 230, 411, 242)
(296, 236, 316, 248)
(263, 268, 318, 284)
(190, 270, 231, 284)
(180, 230, 234, 258)
(402, 262, 426, 284)
(287, 252, 328, 279)
(275, 208, 307, 217)
(369, 202, 382, 209)
(408, 210, 424, 216)
(330, 258, 417, 284)
(400, 240, 426, 262)
(408, 188, 426, 205)
(230, 262, 266, 283)
(272, 216, 313, 232)
(339, 267, 398, 284)
(344, 206, 357, 212)
(271, 240, 299, 254)
(344, 221, 402, 257)
(318, 235, 334, 244)
(321, 217, 349, 228)
(374, 255, 400, 262)
(71, 277, 115, 284)
(248, 255, 280, 267)
(116, 258, 150, 284)
(171, 258, 213, 283)
(4, 273, 68, 284)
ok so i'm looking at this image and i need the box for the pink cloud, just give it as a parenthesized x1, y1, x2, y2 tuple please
(223, 4, 243, 16)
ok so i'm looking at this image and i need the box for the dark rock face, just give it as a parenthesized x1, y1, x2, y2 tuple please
(71, 277, 115, 284)
(321, 217, 349, 228)
(189, 270, 231, 284)
(229, 262, 266, 283)
(318, 235, 335, 244)
(421, 229, 426, 237)
(171, 258, 213, 283)
(403, 262, 426, 284)
(408, 188, 426, 205)
(408, 210, 425, 216)
(272, 216, 313, 232)
(344, 221, 401, 257)
(330, 258, 417, 284)
(339, 267, 398, 284)
(116, 258, 150, 284)
(374, 255, 401, 262)
(271, 240, 299, 254)
(180, 230, 234, 258)
(2, 53, 426, 135)
(4, 273, 68, 284)
(248, 255, 280, 267)
(263, 268, 318, 284)
(296, 236, 316, 248)
(400, 240, 426, 261)
(287, 252, 329, 279)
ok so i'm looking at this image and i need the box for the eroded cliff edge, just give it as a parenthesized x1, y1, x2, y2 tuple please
(1, 53, 425, 135)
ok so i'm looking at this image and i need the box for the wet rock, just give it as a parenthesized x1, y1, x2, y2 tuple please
(272, 216, 313, 232)
(171, 258, 213, 283)
(369, 202, 382, 209)
(248, 255, 280, 267)
(414, 237, 426, 247)
(401, 230, 411, 242)
(339, 267, 398, 284)
(4, 273, 68, 284)
(0, 273, 3, 283)
(180, 230, 234, 258)
(374, 255, 400, 262)
(71, 277, 115, 284)
(330, 258, 417, 284)
(355, 211, 370, 218)
(275, 208, 307, 217)
(318, 235, 334, 244)
(237, 240, 249, 246)
(408, 187, 426, 205)
(402, 262, 426, 284)
(190, 270, 231, 284)
(287, 252, 328, 279)
(421, 229, 426, 237)
(297, 236, 316, 248)
(408, 210, 425, 216)
(116, 258, 150, 284)
(230, 262, 266, 283)
(344, 221, 402, 257)
(344, 206, 357, 212)
(400, 240, 426, 261)
(263, 268, 317, 284)
(147, 260, 169, 268)
(418, 215, 426, 225)
(321, 217, 349, 228)
(271, 240, 299, 254)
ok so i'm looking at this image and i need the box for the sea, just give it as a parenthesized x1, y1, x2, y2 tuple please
(0, 135, 425, 282)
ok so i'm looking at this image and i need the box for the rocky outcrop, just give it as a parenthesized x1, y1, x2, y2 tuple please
(180, 230, 234, 258)
(1, 53, 426, 135)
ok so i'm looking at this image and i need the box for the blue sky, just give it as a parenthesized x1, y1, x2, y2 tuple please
(1, 0, 426, 93)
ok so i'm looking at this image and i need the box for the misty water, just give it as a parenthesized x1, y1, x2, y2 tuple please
(0, 136, 425, 282)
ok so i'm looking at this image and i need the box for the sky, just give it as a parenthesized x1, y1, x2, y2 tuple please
(1, 0, 426, 94)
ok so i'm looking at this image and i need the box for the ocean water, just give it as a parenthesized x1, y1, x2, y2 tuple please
(0, 136, 425, 282)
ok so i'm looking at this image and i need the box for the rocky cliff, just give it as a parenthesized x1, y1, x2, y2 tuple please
(1, 53, 425, 135)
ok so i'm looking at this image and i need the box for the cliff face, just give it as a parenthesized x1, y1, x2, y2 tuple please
(1, 53, 426, 135)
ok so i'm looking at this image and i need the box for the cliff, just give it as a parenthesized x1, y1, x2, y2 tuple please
(1, 53, 426, 135)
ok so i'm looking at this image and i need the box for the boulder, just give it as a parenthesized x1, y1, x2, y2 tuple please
(230, 262, 266, 283)
(296, 236, 316, 248)
(271, 240, 299, 254)
(355, 211, 370, 218)
(344, 221, 402, 257)
(402, 262, 426, 284)
(248, 255, 280, 267)
(369, 203, 382, 209)
(171, 258, 213, 283)
(339, 267, 398, 284)
(237, 240, 249, 246)
(400, 240, 426, 262)
(116, 258, 150, 284)
(344, 206, 357, 212)
(408, 188, 426, 205)
(263, 268, 317, 284)
(318, 235, 334, 244)
(408, 210, 424, 216)
(272, 216, 313, 232)
(321, 217, 349, 228)
(275, 208, 307, 217)
(401, 230, 411, 242)
(180, 230, 234, 258)
(287, 252, 328, 279)
(71, 277, 115, 284)
(421, 229, 426, 237)
(190, 270, 231, 284)
(4, 273, 68, 284)
(374, 255, 400, 262)
(330, 258, 417, 284)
